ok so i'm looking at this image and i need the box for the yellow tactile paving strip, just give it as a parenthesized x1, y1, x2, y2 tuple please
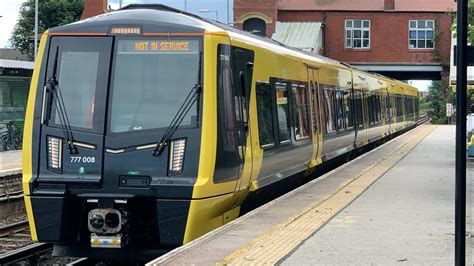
(221, 125, 436, 265)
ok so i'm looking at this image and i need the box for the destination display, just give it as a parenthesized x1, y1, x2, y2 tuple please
(117, 39, 199, 54)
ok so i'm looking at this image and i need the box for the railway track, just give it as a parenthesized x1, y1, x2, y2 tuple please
(0, 220, 29, 238)
(0, 243, 53, 265)
(0, 220, 51, 265)
(0, 170, 25, 221)
(0, 220, 32, 254)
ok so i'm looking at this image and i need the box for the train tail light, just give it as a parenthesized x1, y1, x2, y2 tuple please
(47, 136, 62, 172)
(168, 138, 186, 176)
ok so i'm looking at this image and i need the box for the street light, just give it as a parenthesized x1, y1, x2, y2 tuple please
(34, 0, 38, 60)
(199, 9, 218, 21)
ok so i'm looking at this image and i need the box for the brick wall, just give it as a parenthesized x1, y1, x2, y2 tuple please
(277, 11, 453, 67)
(233, 0, 277, 37)
(81, 0, 108, 20)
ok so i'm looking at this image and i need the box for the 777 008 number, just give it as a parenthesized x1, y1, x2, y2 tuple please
(70, 156, 96, 163)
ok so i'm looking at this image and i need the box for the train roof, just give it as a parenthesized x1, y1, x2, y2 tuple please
(48, 4, 220, 35)
(48, 4, 417, 94)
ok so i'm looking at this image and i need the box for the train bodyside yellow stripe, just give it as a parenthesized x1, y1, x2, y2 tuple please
(22, 31, 49, 242)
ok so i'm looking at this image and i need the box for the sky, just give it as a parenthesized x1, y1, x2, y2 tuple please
(0, 0, 26, 49)
(108, 0, 233, 23)
(0, 0, 431, 91)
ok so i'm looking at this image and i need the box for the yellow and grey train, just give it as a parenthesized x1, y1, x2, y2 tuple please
(22, 4, 419, 260)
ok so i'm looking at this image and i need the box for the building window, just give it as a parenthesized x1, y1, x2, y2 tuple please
(345, 19, 370, 49)
(243, 18, 266, 36)
(409, 20, 435, 49)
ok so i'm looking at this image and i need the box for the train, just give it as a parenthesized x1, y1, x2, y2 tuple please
(22, 4, 419, 261)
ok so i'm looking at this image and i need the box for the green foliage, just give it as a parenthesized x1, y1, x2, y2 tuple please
(419, 96, 431, 110)
(426, 81, 449, 124)
(10, 0, 83, 58)
(452, 0, 474, 44)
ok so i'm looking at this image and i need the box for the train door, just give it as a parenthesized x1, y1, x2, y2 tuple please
(231, 47, 254, 191)
(307, 67, 322, 165)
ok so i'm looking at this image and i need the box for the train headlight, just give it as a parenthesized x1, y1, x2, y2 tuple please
(168, 138, 186, 176)
(88, 209, 122, 234)
(47, 136, 62, 173)
(105, 213, 120, 229)
(90, 214, 105, 229)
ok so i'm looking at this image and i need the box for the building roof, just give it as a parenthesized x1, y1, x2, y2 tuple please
(0, 49, 30, 61)
(0, 59, 35, 70)
(271, 22, 322, 53)
(278, 0, 457, 12)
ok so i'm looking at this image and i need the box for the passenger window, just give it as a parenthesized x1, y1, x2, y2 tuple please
(367, 94, 375, 125)
(376, 94, 382, 123)
(291, 84, 310, 140)
(323, 88, 336, 134)
(310, 82, 319, 133)
(397, 96, 403, 119)
(256, 83, 274, 147)
(385, 94, 391, 123)
(345, 90, 354, 128)
(275, 83, 291, 143)
(334, 90, 345, 130)
(354, 90, 364, 128)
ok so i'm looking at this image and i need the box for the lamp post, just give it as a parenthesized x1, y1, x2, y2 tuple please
(226, 0, 229, 24)
(34, 0, 38, 60)
(455, 0, 468, 264)
(199, 9, 218, 21)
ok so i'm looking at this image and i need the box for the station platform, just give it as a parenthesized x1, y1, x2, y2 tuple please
(0, 150, 22, 173)
(148, 125, 474, 265)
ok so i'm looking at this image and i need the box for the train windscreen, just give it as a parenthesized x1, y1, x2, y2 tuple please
(109, 38, 201, 133)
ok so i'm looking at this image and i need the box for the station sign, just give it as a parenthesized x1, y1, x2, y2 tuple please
(446, 103, 453, 117)
(453, 45, 474, 66)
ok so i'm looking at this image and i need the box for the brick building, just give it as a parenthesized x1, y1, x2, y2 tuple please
(81, 0, 109, 20)
(234, 0, 456, 83)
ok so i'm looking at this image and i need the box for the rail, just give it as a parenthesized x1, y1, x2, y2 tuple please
(0, 220, 29, 237)
(417, 113, 430, 125)
(0, 243, 53, 265)
(67, 257, 100, 265)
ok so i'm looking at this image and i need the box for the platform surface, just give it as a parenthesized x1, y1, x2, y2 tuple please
(0, 150, 22, 171)
(148, 125, 474, 265)
(283, 125, 473, 264)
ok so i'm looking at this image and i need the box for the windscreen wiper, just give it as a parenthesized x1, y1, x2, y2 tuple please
(153, 52, 202, 157)
(45, 46, 78, 154)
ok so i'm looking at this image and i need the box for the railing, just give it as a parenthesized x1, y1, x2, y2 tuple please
(0, 121, 23, 151)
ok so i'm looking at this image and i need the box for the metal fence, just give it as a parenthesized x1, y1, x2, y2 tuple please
(0, 73, 31, 151)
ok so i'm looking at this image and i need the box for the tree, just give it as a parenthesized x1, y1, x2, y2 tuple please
(10, 0, 83, 58)
(427, 81, 448, 124)
(452, 0, 474, 44)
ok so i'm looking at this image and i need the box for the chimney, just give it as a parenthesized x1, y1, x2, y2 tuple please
(384, 0, 395, 11)
(81, 0, 108, 20)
